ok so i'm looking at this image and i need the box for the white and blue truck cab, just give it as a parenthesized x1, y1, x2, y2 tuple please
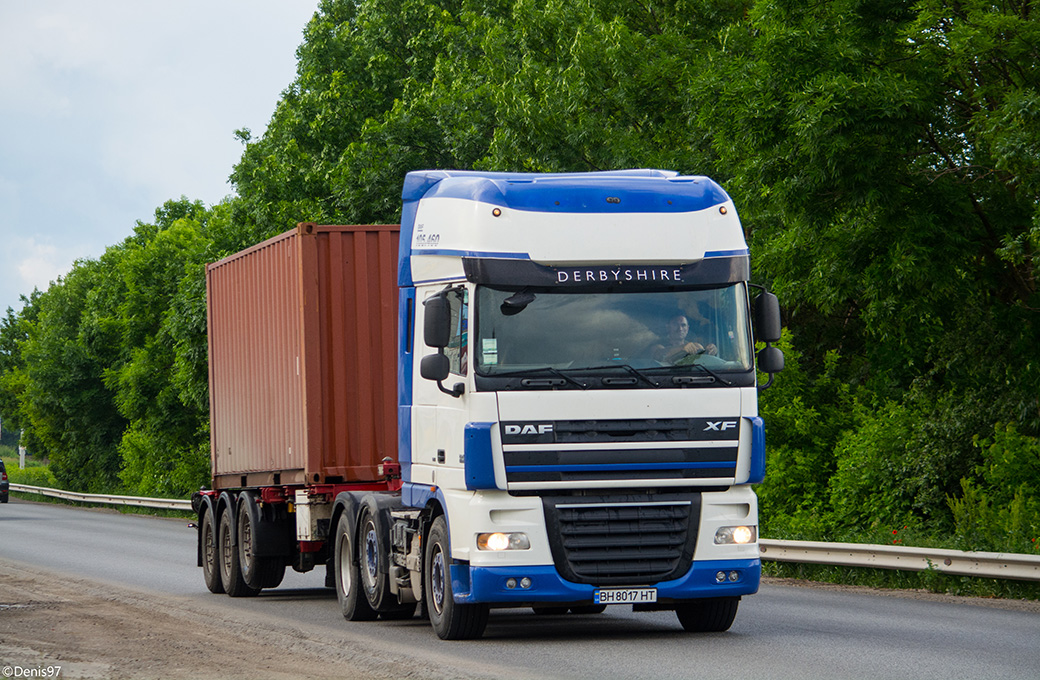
(353, 169, 784, 639)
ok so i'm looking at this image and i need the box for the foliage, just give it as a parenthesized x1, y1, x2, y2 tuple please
(6, 462, 59, 488)
(756, 332, 855, 537)
(948, 423, 1040, 553)
(0, 0, 1036, 570)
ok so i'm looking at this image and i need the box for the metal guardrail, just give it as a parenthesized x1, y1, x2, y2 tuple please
(759, 539, 1040, 581)
(10, 483, 1039, 581)
(10, 483, 192, 511)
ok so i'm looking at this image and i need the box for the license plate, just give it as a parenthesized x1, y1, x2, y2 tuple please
(594, 587, 657, 605)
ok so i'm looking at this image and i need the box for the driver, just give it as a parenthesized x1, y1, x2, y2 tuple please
(651, 315, 716, 364)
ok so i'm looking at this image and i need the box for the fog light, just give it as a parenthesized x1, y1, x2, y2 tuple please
(715, 571, 727, 583)
(477, 532, 531, 551)
(520, 577, 532, 589)
(506, 578, 518, 589)
(728, 571, 740, 582)
(714, 525, 757, 545)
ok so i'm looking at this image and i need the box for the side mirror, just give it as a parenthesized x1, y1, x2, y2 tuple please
(753, 291, 782, 343)
(424, 294, 451, 348)
(757, 345, 785, 374)
(420, 353, 450, 382)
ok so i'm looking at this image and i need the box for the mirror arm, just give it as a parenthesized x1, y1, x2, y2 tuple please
(437, 379, 465, 398)
(756, 341, 784, 391)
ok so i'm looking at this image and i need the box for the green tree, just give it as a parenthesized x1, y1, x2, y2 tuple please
(0, 292, 41, 438)
(702, 0, 1040, 531)
(16, 259, 126, 491)
(104, 200, 212, 497)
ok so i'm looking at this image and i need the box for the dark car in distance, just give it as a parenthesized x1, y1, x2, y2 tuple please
(0, 459, 9, 503)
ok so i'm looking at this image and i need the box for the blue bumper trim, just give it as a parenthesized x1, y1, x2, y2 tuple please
(452, 559, 760, 604)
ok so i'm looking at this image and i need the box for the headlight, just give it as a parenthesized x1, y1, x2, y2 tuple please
(714, 525, 757, 545)
(477, 532, 531, 551)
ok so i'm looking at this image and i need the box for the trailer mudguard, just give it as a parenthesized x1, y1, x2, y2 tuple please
(217, 491, 238, 547)
(238, 491, 293, 558)
(194, 493, 217, 568)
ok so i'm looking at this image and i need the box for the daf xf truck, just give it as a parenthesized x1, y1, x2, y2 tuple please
(193, 169, 784, 639)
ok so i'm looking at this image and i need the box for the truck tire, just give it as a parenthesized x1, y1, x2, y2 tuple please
(236, 500, 264, 592)
(236, 494, 286, 591)
(219, 504, 259, 597)
(334, 515, 377, 621)
(200, 507, 224, 594)
(260, 560, 286, 589)
(675, 597, 739, 632)
(424, 515, 489, 640)
(358, 507, 394, 611)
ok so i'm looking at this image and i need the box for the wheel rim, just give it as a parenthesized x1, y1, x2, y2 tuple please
(203, 516, 216, 574)
(240, 515, 253, 568)
(430, 545, 446, 615)
(220, 519, 233, 579)
(338, 532, 352, 593)
(364, 524, 379, 589)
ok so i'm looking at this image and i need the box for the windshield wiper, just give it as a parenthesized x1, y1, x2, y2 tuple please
(581, 364, 662, 389)
(492, 366, 588, 389)
(676, 362, 733, 386)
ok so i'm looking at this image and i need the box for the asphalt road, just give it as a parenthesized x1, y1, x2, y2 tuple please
(2, 499, 1038, 680)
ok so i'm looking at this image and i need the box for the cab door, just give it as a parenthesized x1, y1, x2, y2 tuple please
(411, 285, 470, 488)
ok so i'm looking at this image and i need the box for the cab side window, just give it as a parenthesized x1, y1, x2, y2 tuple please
(444, 288, 468, 376)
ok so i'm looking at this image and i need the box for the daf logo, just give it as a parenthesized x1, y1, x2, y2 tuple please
(704, 421, 738, 432)
(504, 424, 554, 436)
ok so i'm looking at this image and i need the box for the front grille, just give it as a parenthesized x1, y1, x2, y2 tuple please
(504, 447, 737, 484)
(501, 418, 741, 445)
(500, 417, 741, 486)
(542, 493, 701, 586)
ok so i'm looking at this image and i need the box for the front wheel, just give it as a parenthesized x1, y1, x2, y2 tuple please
(424, 516, 489, 640)
(675, 597, 739, 632)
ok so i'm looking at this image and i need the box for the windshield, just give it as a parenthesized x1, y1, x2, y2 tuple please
(474, 284, 753, 385)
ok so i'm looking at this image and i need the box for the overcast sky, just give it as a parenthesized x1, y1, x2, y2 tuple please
(0, 1, 318, 315)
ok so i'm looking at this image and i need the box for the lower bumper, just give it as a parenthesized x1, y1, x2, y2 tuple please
(451, 558, 760, 605)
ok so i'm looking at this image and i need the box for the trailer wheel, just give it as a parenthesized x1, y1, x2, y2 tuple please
(334, 515, 377, 621)
(675, 597, 739, 632)
(260, 560, 286, 589)
(219, 504, 258, 598)
(425, 516, 489, 640)
(200, 507, 224, 594)
(236, 503, 264, 592)
(236, 495, 287, 591)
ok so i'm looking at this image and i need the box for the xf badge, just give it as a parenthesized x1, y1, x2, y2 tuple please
(704, 421, 738, 432)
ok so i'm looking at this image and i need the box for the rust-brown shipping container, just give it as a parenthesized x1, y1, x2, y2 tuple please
(206, 223, 400, 490)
